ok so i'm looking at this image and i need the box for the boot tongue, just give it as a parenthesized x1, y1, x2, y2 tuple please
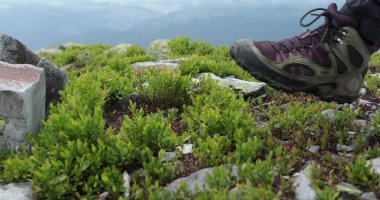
(326, 3, 358, 28)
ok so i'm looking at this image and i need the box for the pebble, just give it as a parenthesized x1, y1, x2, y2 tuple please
(164, 152, 177, 162)
(293, 162, 316, 200)
(336, 144, 356, 152)
(123, 171, 131, 198)
(367, 157, 380, 175)
(321, 109, 336, 121)
(308, 145, 320, 153)
(360, 192, 378, 200)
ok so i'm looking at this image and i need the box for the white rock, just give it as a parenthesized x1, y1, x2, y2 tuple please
(131, 59, 186, 73)
(360, 192, 378, 200)
(293, 163, 316, 200)
(196, 73, 267, 97)
(167, 165, 237, 195)
(182, 144, 193, 154)
(123, 171, 131, 198)
(97, 192, 110, 200)
(336, 144, 355, 152)
(0, 182, 34, 200)
(367, 157, 380, 175)
(0, 62, 45, 150)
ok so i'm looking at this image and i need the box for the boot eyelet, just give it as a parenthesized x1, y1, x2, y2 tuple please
(336, 38, 344, 45)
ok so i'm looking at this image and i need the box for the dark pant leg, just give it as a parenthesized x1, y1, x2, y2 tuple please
(340, 0, 380, 45)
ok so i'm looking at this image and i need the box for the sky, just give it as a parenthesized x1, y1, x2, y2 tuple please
(0, 0, 344, 50)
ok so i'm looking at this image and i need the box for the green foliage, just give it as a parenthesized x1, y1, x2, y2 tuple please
(234, 137, 265, 163)
(138, 69, 193, 107)
(364, 72, 380, 94)
(179, 56, 254, 81)
(315, 187, 340, 200)
(119, 104, 180, 158)
(369, 52, 380, 67)
(206, 166, 235, 190)
(346, 157, 380, 190)
(238, 157, 277, 189)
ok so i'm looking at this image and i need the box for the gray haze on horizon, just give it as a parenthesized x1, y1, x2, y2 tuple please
(0, 0, 344, 50)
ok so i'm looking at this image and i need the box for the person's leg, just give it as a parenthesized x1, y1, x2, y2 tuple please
(340, 0, 380, 49)
(230, 3, 375, 103)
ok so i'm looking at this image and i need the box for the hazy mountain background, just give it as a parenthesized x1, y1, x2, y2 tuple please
(0, 0, 344, 50)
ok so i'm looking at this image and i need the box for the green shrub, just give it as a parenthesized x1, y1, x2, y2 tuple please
(118, 104, 180, 158)
(138, 69, 193, 107)
(346, 156, 380, 190)
(238, 157, 277, 189)
(179, 56, 254, 81)
(369, 52, 380, 67)
(364, 72, 380, 94)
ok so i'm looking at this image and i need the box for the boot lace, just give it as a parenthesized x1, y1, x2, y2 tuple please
(272, 8, 347, 53)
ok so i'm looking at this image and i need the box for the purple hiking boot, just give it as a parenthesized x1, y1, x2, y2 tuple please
(230, 3, 375, 103)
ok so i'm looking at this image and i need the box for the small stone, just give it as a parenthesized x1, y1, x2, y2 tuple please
(229, 187, 239, 195)
(359, 88, 367, 96)
(123, 171, 131, 198)
(97, 192, 110, 200)
(360, 192, 378, 200)
(352, 120, 367, 129)
(348, 131, 356, 139)
(308, 145, 320, 153)
(336, 182, 362, 197)
(322, 109, 336, 121)
(182, 144, 193, 154)
(367, 157, 380, 175)
(164, 152, 177, 162)
(350, 103, 357, 112)
(337, 144, 356, 152)
(293, 162, 317, 200)
(280, 104, 288, 110)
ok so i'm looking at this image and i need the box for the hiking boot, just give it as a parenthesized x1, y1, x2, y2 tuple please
(230, 3, 374, 103)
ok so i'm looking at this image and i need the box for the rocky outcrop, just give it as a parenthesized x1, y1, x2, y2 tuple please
(103, 43, 132, 55)
(0, 33, 67, 113)
(148, 39, 171, 60)
(0, 62, 45, 150)
(0, 183, 34, 200)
